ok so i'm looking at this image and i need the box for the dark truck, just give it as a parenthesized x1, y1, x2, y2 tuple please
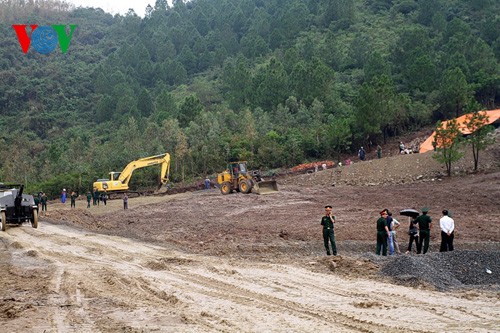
(0, 183, 38, 231)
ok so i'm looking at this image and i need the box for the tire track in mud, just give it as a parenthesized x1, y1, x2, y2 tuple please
(161, 265, 419, 333)
(265, 268, 498, 327)
(5, 223, 499, 333)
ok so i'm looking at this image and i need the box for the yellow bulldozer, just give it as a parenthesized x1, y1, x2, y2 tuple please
(217, 161, 278, 195)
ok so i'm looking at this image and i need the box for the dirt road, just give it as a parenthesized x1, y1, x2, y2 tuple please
(1, 222, 498, 333)
(2, 140, 499, 332)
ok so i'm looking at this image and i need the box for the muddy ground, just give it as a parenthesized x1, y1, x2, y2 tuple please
(1, 134, 499, 332)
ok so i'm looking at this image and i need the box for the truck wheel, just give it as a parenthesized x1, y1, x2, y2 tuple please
(238, 179, 252, 194)
(31, 209, 38, 229)
(1, 211, 6, 232)
(220, 182, 232, 195)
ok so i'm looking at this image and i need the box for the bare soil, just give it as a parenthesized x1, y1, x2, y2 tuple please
(1, 132, 499, 332)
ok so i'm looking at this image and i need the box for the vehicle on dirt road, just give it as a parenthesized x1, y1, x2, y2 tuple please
(93, 153, 171, 194)
(217, 161, 278, 195)
(0, 183, 38, 231)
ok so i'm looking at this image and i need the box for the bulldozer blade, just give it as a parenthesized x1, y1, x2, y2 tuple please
(254, 180, 278, 195)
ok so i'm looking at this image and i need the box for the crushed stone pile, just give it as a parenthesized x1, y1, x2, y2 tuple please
(376, 250, 500, 291)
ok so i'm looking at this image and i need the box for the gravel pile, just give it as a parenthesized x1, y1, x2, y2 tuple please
(377, 250, 500, 291)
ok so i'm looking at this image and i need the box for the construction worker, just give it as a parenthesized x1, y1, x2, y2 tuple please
(415, 207, 432, 254)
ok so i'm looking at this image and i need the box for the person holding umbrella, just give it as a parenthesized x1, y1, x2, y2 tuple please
(400, 208, 419, 254)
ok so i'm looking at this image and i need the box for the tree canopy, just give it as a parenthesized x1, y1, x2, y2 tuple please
(0, 0, 498, 196)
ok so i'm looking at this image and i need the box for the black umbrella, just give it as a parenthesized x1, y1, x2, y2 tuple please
(400, 208, 420, 218)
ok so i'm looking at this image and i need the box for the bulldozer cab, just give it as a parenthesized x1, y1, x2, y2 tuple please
(229, 162, 247, 178)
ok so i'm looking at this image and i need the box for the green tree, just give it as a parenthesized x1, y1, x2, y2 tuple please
(326, 116, 352, 161)
(154, 90, 178, 123)
(137, 89, 155, 118)
(222, 55, 252, 109)
(252, 57, 289, 111)
(439, 68, 471, 119)
(178, 95, 204, 128)
(463, 111, 495, 171)
(432, 119, 464, 177)
(355, 75, 402, 144)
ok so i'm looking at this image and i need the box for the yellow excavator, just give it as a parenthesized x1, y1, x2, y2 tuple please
(93, 153, 171, 193)
(217, 161, 278, 195)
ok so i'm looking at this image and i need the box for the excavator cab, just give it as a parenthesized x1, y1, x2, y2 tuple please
(111, 172, 121, 181)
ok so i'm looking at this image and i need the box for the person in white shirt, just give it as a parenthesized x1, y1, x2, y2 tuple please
(439, 209, 455, 252)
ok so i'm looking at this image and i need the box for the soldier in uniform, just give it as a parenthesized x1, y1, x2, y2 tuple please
(86, 192, 92, 208)
(376, 210, 390, 256)
(320, 205, 337, 256)
(415, 207, 432, 254)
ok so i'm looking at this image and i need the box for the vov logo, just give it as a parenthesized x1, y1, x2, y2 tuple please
(12, 24, 77, 54)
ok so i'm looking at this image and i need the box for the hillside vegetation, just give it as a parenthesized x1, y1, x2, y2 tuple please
(0, 0, 498, 197)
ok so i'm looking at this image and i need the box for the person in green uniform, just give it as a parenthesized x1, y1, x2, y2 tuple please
(376, 210, 390, 256)
(320, 205, 337, 256)
(415, 207, 432, 254)
(376, 145, 382, 159)
(86, 192, 92, 208)
(93, 189, 100, 206)
(33, 194, 40, 208)
(40, 192, 48, 212)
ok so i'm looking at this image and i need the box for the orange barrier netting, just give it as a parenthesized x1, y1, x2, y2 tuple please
(419, 109, 500, 153)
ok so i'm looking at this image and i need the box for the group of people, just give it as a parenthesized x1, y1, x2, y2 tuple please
(357, 145, 383, 161)
(33, 188, 130, 211)
(33, 192, 48, 212)
(405, 208, 455, 254)
(85, 189, 109, 208)
(320, 206, 455, 256)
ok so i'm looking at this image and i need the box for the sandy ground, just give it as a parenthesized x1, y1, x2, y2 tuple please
(1, 137, 499, 332)
(1, 222, 498, 333)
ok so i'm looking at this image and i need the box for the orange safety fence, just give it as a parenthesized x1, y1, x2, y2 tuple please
(419, 109, 500, 153)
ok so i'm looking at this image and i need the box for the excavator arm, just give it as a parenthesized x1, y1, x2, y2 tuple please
(93, 153, 170, 192)
(118, 153, 171, 187)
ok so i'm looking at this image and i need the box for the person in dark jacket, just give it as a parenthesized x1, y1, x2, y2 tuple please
(40, 193, 48, 212)
(376, 210, 390, 256)
(406, 215, 419, 254)
(123, 193, 128, 210)
(320, 205, 337, 256)
(70, 191, 78, 208)
(86, 192, 92, 208)
(415, 207, 432, 254)
(358, 147, 366, 161)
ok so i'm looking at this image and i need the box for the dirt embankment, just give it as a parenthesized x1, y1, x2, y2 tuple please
(0, 131, 499, 332)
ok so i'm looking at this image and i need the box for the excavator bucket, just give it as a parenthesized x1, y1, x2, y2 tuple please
(253, 180, 278, 195)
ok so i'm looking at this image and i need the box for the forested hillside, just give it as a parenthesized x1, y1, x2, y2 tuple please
(0, 0, 498, 196)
